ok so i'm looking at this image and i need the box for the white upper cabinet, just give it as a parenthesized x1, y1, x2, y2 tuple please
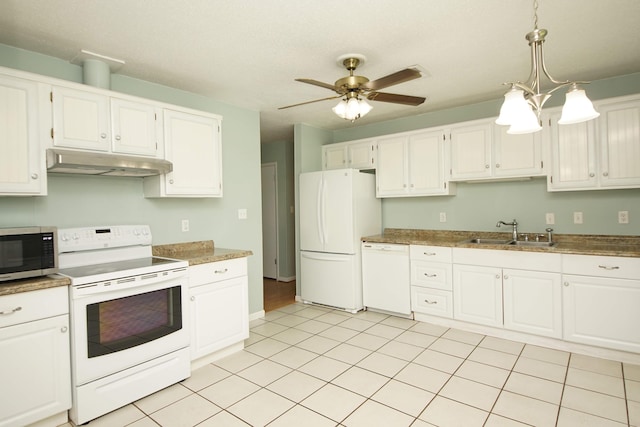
(110, 98, 161, 156)
(376, 129, 454, 197)
(449, 120, 493, 180)
(322, 139, 376, 170)
(0, 74, 48, 195)
(52, 86, 111, 151)
(52, 86, 161, 157)
(144, 108, 223, 197)
(547, 94, 640, 191)
(493, 125, 544, 177)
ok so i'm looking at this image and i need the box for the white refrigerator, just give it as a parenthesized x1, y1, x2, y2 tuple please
(299, 168, 381, 312)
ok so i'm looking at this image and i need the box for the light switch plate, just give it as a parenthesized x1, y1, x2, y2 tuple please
(545, 213, 555, 225)
(573, 212, 583, 224)
(238, 208, 247, 220)
(618, 211, 629, 224)
(439, 212, 447, 222)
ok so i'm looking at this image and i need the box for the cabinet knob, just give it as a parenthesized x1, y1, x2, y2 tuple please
(424, 299, 437, 305)
(485, 164, 490, 169)
(496, 163, 500, 168)
(190, 296, 195, 301)
(564, 282, 570, 287)
(100, 133, 107, 139)
(495, 274, 501, 279)
(31, 173, 38, 180)
(61, 326, 68, 333)
(169, 179, 174, 184)
(589, 172, 595, 177)
(603, 171, 609, 177)
(115, 135, 121, 141)
(503, 275, 509, 279)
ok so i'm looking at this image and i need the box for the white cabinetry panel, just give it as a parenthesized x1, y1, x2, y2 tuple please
(52, 86, 110, 151)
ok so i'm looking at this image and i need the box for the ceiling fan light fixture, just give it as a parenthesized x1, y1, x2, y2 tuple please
(497, 0, 598, 132)
(333, 96, 373, 122)
(558, 85, 600, 124)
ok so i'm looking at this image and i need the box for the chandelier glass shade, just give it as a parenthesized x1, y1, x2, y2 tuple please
(496, 2, 599, 134)
(333, 96, 372, 122)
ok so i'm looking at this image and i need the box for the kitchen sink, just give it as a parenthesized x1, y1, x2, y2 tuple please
(508, 241, 556, 248)
(462, 238, 514, 245)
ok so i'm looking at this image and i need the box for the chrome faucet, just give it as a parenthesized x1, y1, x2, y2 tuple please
(496, 219, 518, 241)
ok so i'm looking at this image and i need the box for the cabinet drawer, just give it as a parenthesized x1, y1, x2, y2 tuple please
(0, 286, 68, 328)
(411, 286, 453, 318)
(410, 245, 452, 263)
(411, 261, 452, 290)
(189, 258, 247, 287)
(563, 254, 640, 280)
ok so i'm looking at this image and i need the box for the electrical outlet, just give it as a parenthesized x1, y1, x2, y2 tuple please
(439, 212, 447, 222)
(545, 213, 555, 225)
(573, 212, 583, 224)
(181, 219, 189, 232)
(238, 208, 247, 220)
(618, 210, 629, 224)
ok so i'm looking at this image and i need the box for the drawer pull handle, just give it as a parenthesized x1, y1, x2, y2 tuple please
(0, 306, 22, 315)
(214, 268, 229, 274)
(423, 273, 437, 278)
(423, 252, 436, 256)
(424, 299, 438, 305)
(598, 265, 620, 270)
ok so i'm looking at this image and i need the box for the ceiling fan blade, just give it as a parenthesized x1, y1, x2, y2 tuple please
(295, 78, 338, 91)
(362, 68, 422, 91)
(278, 95, 342, 110)
(367, 92, 426, 106)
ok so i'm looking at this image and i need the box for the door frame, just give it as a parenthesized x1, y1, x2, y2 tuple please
(261, 162, 279, 279)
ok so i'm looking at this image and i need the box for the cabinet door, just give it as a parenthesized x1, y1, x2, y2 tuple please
(493, 125, 544, 177)
(162, 109, 222, 196)
(408, 130, 450, 195)
(449, 121, 492, 180)
(190, 276, 249, 360)
(111, 98, 160, 157)
(598, 98, 640, 188)
(0, 75, 46, 195)
(323, 144, 347, 170)
(52, 86, 110, 151)
(547, 113, 598, 190)
(348, 140, 375, 169)
(453, 264, 503, 327)
(503, 269, 562, 338)
(563, 274, 640, 353)
(0, 315, 71, 427)
(376, 135, 408, 196)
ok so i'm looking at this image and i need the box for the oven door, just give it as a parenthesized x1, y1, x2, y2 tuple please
(70, 269, 189, 386)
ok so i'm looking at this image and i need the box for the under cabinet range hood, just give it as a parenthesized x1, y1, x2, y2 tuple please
(46, 149, 172, 177)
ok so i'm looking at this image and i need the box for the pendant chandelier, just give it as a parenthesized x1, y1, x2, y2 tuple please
(496, 0, 599, 134)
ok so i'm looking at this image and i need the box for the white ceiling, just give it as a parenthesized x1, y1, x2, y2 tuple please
(1, 0, 639, 143)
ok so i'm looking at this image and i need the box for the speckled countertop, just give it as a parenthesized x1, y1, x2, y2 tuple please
(363, 228, 640, 258)
(152, 240, 252, 266)
(0, 275, 70, 297)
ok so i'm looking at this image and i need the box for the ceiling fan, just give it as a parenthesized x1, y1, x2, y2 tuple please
(279, 54, 427, 118)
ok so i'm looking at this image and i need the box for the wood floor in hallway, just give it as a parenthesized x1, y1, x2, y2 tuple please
(263, 277, 296, 312)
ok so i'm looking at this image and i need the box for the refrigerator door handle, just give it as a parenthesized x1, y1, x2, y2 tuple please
(320, 176, 328, 245)
(316, 177, 324, 245)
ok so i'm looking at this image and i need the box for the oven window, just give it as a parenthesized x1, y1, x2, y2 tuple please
(86, 286, 182, 358)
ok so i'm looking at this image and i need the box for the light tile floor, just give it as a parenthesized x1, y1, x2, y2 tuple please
(66, 303, 640, 426)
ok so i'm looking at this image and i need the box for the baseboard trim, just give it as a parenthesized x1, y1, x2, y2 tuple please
(277, 275, 296, 282)
(249, 310, 265, 321)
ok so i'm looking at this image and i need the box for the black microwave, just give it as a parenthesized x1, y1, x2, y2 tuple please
(0, 227, 58, 282)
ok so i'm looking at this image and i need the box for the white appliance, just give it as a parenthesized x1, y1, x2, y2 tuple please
(299, 169, 381, 312)
(56, 225, 190, 425)
(362, 242, 411, 316)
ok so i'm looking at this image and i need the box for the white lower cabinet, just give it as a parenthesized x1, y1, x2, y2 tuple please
(188, 258, 249, 362)
(503, 269, 562, 338)
(453, 264, 503, 327)
(562, 254, 640, 353)
(0, 287, 71, 427)
(452, 248, 562, 337)
(410, 245, 453, 318)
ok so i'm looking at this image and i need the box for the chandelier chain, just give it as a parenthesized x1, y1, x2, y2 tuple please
(533, 0, 539, 29)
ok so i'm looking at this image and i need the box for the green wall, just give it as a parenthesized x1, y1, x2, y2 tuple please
(296, 72, 640, 237)
(261, 140, 296, 279)
(0, 44, 265, 315)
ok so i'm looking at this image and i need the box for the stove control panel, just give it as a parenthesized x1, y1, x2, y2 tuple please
(58, 225, 152, 253)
